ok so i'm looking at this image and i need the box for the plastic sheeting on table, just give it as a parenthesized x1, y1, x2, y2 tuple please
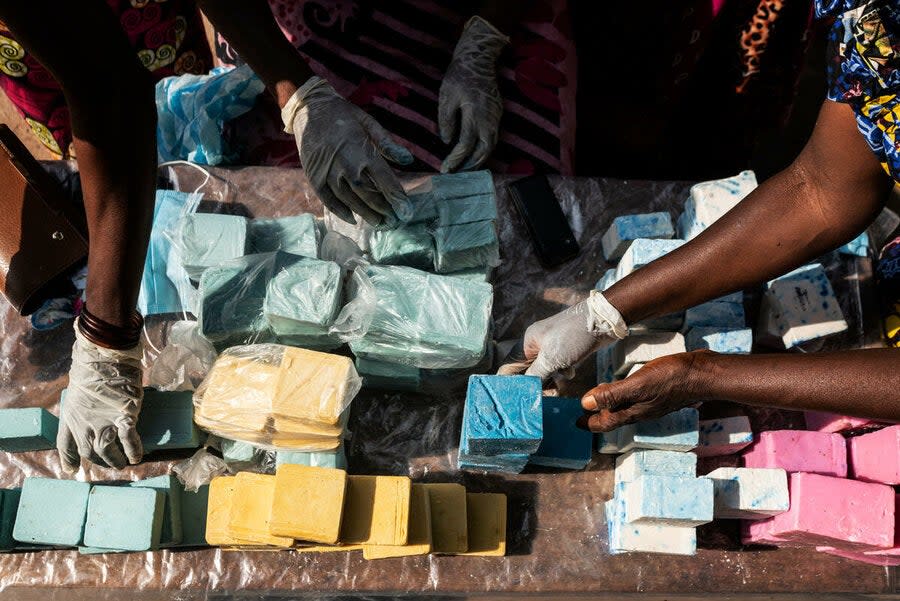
(0, 163, 891, 598)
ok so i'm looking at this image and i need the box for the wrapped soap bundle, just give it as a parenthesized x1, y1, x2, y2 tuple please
(193, 344, 362, 451)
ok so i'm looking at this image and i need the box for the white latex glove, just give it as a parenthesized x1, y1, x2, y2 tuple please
(58, 319, 144, 473)
(282, 76, 415, 227)
(498, 291, 628, 380)
(439, 16, 509, 173)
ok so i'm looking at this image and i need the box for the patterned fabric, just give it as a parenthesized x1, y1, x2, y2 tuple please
(0, 0, 211, 158)
(876, 234, 900, 347)
(817, 0, 900, 182)
(216, 0, 576, 175)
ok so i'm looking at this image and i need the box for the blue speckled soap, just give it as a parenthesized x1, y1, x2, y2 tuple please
(837, 231, 869, 258)
(763, 263, 848, 348)
(248, 214, 319, 257)
(683, 293, 745, 330)
(601, 212, 675, 262)
(618, 407, 699, 452)
(594, 269, 618, 292)
(614, 449, 697, 483)
(463, 375, 543, 455)
(174, 483, 209, 547)
(615, 238, 686, 279)
(0, 489, 20, 551)
(82, 486, 164, 552)
(178, 213, 248, 280)
(596, 346, 616, 385)
(685, 327, 752, 354)
(703, 467, 789, 519)
(129, 475, 182, 546)
(0, 408, 59, 452)
(605, 493, 697, 555)
(679, 171, 757, 241)
(621, 475, 714, 526)
(13, 478, 91, 547)
(530, 397, 593, 470)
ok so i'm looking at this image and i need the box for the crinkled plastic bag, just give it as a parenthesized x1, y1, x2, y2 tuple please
(145, 320, 217, 391)
(172, 446, 228, 492)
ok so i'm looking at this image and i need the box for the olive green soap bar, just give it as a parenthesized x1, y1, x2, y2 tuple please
(139, 389, 202, 452)
(0, 408, 59, 452)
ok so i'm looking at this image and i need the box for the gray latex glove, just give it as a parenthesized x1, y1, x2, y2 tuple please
(498, 291, 628, 380)
(439, 16, 509, 173)
(282, 76, 415, 227)
(57, 320, 144, 473)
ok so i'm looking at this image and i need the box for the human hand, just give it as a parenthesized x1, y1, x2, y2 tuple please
(497, 291, 628, 380)
(578, 351, 712, 432)
(57, 320, 144, 473)
(282, 76, 415, 227)
(439, 16, 508, 173)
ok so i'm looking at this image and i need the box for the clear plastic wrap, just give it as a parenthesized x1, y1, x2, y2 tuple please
(172, 447, 228, 493)
(144, 321, 217, 392)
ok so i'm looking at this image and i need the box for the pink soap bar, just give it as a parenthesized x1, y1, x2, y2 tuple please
(742, 430, 847, 477)
(804, 411, 873, 433)
(849, 425, 900, 485)
(767, 473, 894, 550)
(741, 519, 796, 547)
(816, 494, 900, 565)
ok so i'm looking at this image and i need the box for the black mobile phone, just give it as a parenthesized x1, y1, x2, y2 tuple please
(507, 174, 580, 268)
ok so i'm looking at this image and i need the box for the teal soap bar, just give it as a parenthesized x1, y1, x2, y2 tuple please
(445, 266, 493, 282)
(275, 444, 347, 469)
(129, 475, 182, 546)
(263, 257, 342, 346)
(356, 357, 421, 391)
(139, 389, 201, 452)
(530, 397, 593, 470)
(13, 477, 90, 546)
(174, 482, 208, 547)
(0, 488, 20, 551)
(435, 192, 498, 226)
(433, 221, 499, 273)
(221, 438, 260, 467)
(369, 223, 435, 270)
(458, 408, 530, 473)
(83, 486, 164, 552)
(249, 214, 319, 258)
(178, 213, 248, 280)
(0, 408, 59, 452)
(463, 375, 544, 455)
(426, 170, 494, 200)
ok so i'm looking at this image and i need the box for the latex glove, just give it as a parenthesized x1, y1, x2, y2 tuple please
(498, 291, 628, 380)
(57, 320, 144, 473)
(578, 351, 711, 432)
(282, 76, 415, 227)
(439, 16, 508, 173)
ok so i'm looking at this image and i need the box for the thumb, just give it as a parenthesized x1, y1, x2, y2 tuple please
(581, 380, 631, 413)
(117, 421, 144, 465)
(524, 350, 557, 381)
(438, 87, 459, 145)
(56, 421, 81, 475)
(358, 111, 414, 165)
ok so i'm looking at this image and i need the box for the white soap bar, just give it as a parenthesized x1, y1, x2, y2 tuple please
(614, 449, 697, 483)
(696, 416, 753, 457)
(680, 171, 757, 240)
(621, 475, 714, 526)
(618, 407, 700, 452)
(612, 332, 686, 376)
(594, 268, 618, 292)
(615, 239, 685, 280)
(601, 213, 675, 262)
(596, 346, 615, 385)
(605, 496, 696, 556)
(703, 467, 789, 519)
(761, 263, 848, 348)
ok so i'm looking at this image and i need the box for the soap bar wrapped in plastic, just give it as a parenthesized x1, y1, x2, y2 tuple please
(263, 256, 342, 349)
(248, 214, 320, 257)
(333, 264, 493, 369)
(369, 223, 435, 270)
(177, 213, 249, 280)
(433, 221, 500, 273)
(193, 344, 361, 450)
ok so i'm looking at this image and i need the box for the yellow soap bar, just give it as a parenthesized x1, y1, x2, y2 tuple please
(425, 483, 468, 554)
(197, 356, 279, 432)
(271, 464, 347, 544)
(363, 483, 432, 559)
(207, 476, 259, 547)
(273, 347, 358, 426)
(294, 544, 363, 553)
(340, 475, 411, 546)
(458, 493, 507, 557)
(227, 473, 293, 548)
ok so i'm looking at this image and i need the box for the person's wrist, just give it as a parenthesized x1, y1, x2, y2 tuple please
(683, 349, 721, 402)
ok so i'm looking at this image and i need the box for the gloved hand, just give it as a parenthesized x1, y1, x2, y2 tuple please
(439, 16, 508, 173)
(57, 320, 144, 473)
(498, 291, 628, 380)
(282, 76, 415, 227)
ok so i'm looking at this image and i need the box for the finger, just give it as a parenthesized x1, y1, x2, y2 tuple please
(524, 350, 556, 381)
(586, 410, 634, 432)
(118, 423, 143, 465)
(437, 92, 459, 145)
(346, 170, 394, 218)
(314, 180, 356, 225)
(93, 426, 128, 470)
(460, 129, 498, 171)
(365, 164, 414, 223)
(582, 380, 630, 412)
(441, 108, 477, 173)
(56, 422, 81, 474)
(497, 360, 530, 376)
(335, 177, 385, 226)
(359, 112, 414, 165)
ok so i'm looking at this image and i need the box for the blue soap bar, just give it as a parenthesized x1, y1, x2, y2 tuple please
(249, 214, 319, 258)
(369, 223, 435, 270)
(601, 212, 675, 262)
(621, 475, 714, 526)
(83, 486, 164, 552)
(595, 268, 618, 292)
(355, 357, 421, 392)
(686, 327, 752, 354)
(463, 375, 543, 455)
(0, 489, 20, 552)
(139, 389, 202, 452)
(178, 213, 248, 280)
(263, 257, 342, 347)
(458, 395, 530, 474)
(530, 397, 593, 470)
(129, 475, 182, 546)
(13, 477, 91, 547)
(174, 482, 208, 547)
(614, 449, 697, 483)
(618, 408, 699, 452)
(0, 408, 59, 452)
(683, 299, 745, 330)
(838, 231, 870, 257)
(615, 238, 685, 280)
(433, 221, 500, 273)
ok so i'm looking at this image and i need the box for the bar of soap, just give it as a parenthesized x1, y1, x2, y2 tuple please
(761, 263, 848, 348)
(206, 476, 254, 547)
(457, 399, 530, 474)
(817, 493, 900, 565)
(463, 375, 543, 455)
(837, 231, 870, 258)
(742, 430, 847, 477)
(433, 221, 499, 273)
(678, 170, 757, 241)
(703, 467, 789, 519)
(445, 265, 493, 282)
(618, 408, 700, 452)
(220, 438, 261, 466)
(178, 213, 248, 280)
(683, 295, 745, 330)
(175, 483, 209, 547)
(596, 345, 616, 385)
(458, 493, 506, 556)
(601, 212, 675, 262)
(804, 411, 874, 433)
(605, 495, 696, 556)
(249, 214, 319, 258)
(339, 475, 411, 546)
(435, 192, 498, 226)
(273, 346, 359, 427)
(414, 170, 494, 207)
(596, 430, 621, 454)
(424, 483, 468, 554)
(615, 238, 685, 280)
(612, 332, 686, 376)
(849, 425, 900, 484)
(13, 477, 91, 547)
(765, 472, 894, 549)
(369, 223, 435, 270)
(530, 396, 592, 470)
(227, 473, 293, 548)
(685, 327, 752, 354)
(263, 257, 342, 347)
(595, 268, 618, 292)
(356, 357, 421, 392)
(614, 449, 697, 484)
(363, 483, 432, 559)
(83, 486, 164, 552)
(620, 476, 714, 526)
(0, 408, 59, 452)
(271, 464, 347, 544)
(275, 444, 347, 470)
(129, 475, 183, 546)
(697, 416, 753, 457)
(139, 389, 201, 452)
(0, 489, 20, 552)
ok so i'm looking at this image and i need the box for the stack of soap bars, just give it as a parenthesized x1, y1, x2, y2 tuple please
(205, 466, 508, 558)
(457, 375, 593, 473)
(194, 344, 361, 451)
(1, 475, 209, 554)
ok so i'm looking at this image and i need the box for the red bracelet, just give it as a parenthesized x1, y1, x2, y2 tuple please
(78, 305, 143, 350)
